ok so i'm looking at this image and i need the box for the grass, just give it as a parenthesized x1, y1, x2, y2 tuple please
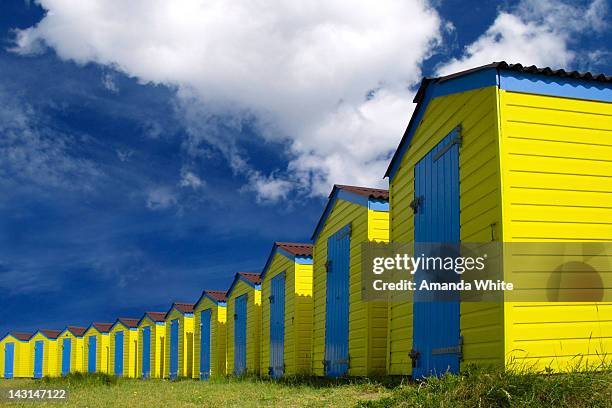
(0, 366, 610, 408)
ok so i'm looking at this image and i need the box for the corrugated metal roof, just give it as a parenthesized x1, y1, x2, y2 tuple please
(66, 326, 87, 337)
(144, 312, 166, 322)
(239, 272, 262, 285)
(204, 290, 227, 302)
(117, 318, 139, 329)
(91, 322, 113, 333)
(40, 329, 61, 339)
(11, 332, 33, 341)
(386, 61, 612, 178)
(335, 184, 389, 200)
(276, 242, 313, 256)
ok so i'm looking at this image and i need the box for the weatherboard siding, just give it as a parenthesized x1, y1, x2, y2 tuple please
(227, 280, 262, 375)
(387, 86, 505, 375)
(57, 332, 85, 374)
(137, 319, 165, 378)
(109, 326, 138, 378)
(312, 198, 389, 377)
(261, 253, 313, 376)
(193, 298, 227, 378)
(30, 333, 59, 377)
(164, 310, 194, 378)
(84, 329, 110, 374)
(498, 89, 612, 370)
(0, 337, 32, 378)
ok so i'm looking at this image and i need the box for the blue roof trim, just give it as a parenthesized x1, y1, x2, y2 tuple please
(295, 255, 313, 265)
(0, 333, 30, 343)
(32, 330, 59, 341)
(226, 273, 261, 298)
(312, 188, 386, 242)
(368, 198, 389, 211)
(499, 71, 612, 102)
(386, 69, 498, 181)
(194, 291, 226, 310)
(109, 320, 128, 332)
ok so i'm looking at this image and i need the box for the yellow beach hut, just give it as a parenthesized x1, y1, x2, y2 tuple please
(311, 185, 389, 378)
(260, 242, 313, 378)
(137, 312, 166, 379)
(57, 327, 86, 376)
(383, 61, 612, 377)
(1, 332, 33, 378)
(164, 303, 195, 380)
(83, 322, 112, 374)
(226, 272, 262, 376)
(30, 330, 61, 378)
(109, 318, 139, 378)
(193, 291, 227, 380)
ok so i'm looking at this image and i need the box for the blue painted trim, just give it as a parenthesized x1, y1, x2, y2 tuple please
(500, 71, 612, 102)
(368, 198, 389, 211)
(226, 273, 261, 298)
(218, 301, 227, 307)
(0, 334, 30, 343)
(155, 321, 165, 325)
(295, 255, 313, 265)
(194, 291, 227, 309)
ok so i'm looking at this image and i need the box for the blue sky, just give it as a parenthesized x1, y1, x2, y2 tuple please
(0, 0, 610, 335)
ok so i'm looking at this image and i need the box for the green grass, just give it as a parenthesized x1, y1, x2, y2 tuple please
(1, 366, 610, 408)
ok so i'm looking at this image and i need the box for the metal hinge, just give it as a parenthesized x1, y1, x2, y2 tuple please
(409, 196, 423, 214)
(268, 295, 274, 303)
(409, 349, 420, 368)
(325, 260, 332, 273)
(431, 336, 463, 362)
(234, 313, 238, 320)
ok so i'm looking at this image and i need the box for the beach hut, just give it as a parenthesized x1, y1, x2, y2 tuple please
(193, 291, 227, 380)
(226, 272, 262, 376)
(311, 185, 389, 378)
(29, 330, 61, 378)
(57, 327, 86, 376)
(260, 242, 314, 378)
(109, 318, 139, 378)
(137, 312, 166, 379)
(383, 61, 612, 377)
(164, 303, 195, 379)
(1, 332, 33, 378)
(83, 322, 112, 374)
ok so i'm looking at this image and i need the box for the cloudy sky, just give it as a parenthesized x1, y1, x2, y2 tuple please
(1, 0, 610, 334)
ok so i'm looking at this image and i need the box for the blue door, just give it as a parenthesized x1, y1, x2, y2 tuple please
(324, 223, 351, 378)
(114, 331, 124, 376)
(4, 343, 14, 378)
(412, 129, 461, 378)
(234, 294, 247, 376)
(88, 336, 97, 373)
(34, 340, 44, 378)
(169, 319, 179, 379)
(142, 326, 151, 379)
(200, 309, 211, 380)
(61, 338, 71, 376)
(269, 272, 286, 378)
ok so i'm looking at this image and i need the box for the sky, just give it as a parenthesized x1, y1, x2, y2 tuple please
(0, 0, 610, 335)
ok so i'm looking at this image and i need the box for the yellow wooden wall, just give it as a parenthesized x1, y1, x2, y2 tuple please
(164, 311, 194, 378)
(387, 86, 504, 375)
(109, 326, 139, 378)
(312, 198, 389, 376)
(83, 329, 110, 374)
(226, 280, 262, 375)
(0, 337, 32, 378)
(137, 320, 165, 378)
(57, 332, 85, 374)
(261, 254, 313, 376)
(193, 299, 227, 378)
(498, 90, 612, 370)
(30, 333, 59, 377)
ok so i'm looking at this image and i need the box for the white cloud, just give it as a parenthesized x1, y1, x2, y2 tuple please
(101, 72, 119, 93)
(146, 186, 178, 210)
(12, 0, 443, 200)
(179, 169, 204, 189)
(437, 0, 609, 75)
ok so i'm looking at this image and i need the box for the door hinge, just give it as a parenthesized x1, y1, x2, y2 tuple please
(269, 295, 274, 303)
(409, 349, 420, 368)
(431, 336, 463, 362)
(409, 196, 423, 214)
(325, 260, 332, 273)
(233, 313, 238, 320)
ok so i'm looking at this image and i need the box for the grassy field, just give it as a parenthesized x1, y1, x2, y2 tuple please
(0, 366, 611, 408)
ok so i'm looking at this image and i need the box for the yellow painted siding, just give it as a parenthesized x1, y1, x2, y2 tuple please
(137, 319, 165, 379)
(0, 337, 32, 378)
(312, 198, 389, 376)
(227, 280, 262, 375)
(261, 254, 313, 376)
(57, 332, 85, 374)
(387, 86, 504, 375)
(193, 299, 227, 378)
(29, 333, 59, 377)
(498, 90, 612, 370)
(83, 329, 110, 374)
(109, 326, 139, 378)
(164, 310, 194, 378)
